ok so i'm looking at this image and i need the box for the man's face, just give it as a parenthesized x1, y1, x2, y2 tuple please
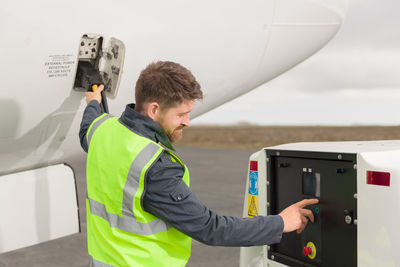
(154, 100, 194, 143)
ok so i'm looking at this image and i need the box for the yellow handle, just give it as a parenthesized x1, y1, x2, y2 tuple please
(92, 84, 98, 91)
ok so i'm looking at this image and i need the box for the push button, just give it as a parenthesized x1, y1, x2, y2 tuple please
(303, 242, 317, 259)
(303, 246, 312, 256)
(314, 206, 320, 214)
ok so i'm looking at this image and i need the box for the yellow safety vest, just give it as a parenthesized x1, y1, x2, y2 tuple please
(86, 113, 191, 267)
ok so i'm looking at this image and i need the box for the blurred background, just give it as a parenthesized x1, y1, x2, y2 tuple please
(192, 0, 400, 126)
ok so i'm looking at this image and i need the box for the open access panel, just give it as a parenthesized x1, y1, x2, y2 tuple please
(267, 150, 357, 267)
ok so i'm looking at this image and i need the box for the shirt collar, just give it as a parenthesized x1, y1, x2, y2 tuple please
(119, 103, 175, 151)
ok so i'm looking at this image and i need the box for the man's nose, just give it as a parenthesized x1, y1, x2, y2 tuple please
(182, 114, 190, 127)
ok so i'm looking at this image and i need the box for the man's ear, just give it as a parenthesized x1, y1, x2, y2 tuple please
(145, 102, 160, 120)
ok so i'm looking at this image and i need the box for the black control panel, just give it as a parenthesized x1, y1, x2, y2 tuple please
(266, 150, 357, 267)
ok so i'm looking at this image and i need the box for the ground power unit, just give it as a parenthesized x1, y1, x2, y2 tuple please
(240, 141, 400, 267)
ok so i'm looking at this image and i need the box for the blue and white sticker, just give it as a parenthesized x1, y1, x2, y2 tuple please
(248, 171, 258, 196)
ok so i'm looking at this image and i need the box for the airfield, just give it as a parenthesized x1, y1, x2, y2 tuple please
(0, 125, 399, 266)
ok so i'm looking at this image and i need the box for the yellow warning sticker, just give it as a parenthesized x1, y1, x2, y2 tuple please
(248, 195, 259, 217)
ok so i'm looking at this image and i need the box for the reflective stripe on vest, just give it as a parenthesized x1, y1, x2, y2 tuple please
(86, 113, 114, 146)
(122, 142, 160, 218)
(88, 197, 169, 235)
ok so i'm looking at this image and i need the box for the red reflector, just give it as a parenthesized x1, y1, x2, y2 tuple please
(366, 171, 390, 187)
(250, 161, 258, 171)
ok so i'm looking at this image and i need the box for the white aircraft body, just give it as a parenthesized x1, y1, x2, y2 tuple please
(0, 0, 346, 254)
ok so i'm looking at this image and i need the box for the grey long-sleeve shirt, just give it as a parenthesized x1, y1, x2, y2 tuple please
(79, 100, 284, 246)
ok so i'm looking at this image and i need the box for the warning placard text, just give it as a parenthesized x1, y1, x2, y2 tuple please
(44, 54, 75, 78)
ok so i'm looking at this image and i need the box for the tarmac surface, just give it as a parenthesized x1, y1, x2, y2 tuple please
(0, 146, 257, 267)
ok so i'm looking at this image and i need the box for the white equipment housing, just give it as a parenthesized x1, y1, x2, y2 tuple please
(240, 140, 400, 267)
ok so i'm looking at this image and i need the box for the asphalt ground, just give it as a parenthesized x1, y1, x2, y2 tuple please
(0, 146, 257, 267)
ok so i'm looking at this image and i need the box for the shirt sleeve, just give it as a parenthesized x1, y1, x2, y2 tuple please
(79, 100, 102, 153)
(143, 152, 284, 247)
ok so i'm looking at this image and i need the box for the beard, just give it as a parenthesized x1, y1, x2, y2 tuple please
(156, 112, 186, 143)
(164, 126, 184, 143)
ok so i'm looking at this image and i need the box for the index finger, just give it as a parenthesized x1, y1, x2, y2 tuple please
(297, 198, 319, 208)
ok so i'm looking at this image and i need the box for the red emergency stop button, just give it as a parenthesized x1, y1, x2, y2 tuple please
(303, 246, 312, 256)
(303, 242, 317, 259)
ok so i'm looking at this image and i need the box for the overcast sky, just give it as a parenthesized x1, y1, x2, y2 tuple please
(193, 0, 400, 126)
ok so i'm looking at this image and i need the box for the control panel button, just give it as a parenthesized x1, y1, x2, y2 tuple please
(303, 246, 312, 256)
(303, 242, 317, 259)
(315, 206, 320, 214)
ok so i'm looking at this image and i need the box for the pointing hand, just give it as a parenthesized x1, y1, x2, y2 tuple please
(279, 198, 319, 233)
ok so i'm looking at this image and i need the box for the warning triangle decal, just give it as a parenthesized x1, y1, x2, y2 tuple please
(248, 195, 258, 217)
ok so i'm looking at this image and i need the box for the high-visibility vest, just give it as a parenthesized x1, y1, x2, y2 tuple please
(85, 113, 192, 267)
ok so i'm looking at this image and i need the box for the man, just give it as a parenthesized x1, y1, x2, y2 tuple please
(79, 61, 318, 267)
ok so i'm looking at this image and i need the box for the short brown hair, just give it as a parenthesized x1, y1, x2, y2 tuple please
(135, 61, 203, 111)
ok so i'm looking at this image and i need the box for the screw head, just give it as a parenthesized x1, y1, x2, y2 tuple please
(345, 215, 352, 224)
(338, 154, 343, 160)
